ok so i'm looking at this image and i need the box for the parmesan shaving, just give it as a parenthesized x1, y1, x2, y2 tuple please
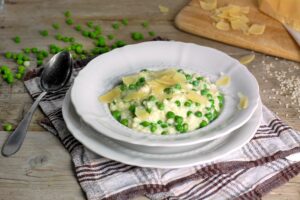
(238, 92, 249, 109)
(135, 107, 150, 120)
(186, 91, 209, 105)
(199, 0, 217, 11)
(248, 24, 266, 35)
(122, 74, 140, 85)
(215, 21, 230, 31)
(239, 54, 255, 65)
(158, 5, 169, 14)
(99, 87, 121, 103)
(216, 75, 231, 86)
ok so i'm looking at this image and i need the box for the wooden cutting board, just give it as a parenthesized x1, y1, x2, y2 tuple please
(175, 0, 300, 62)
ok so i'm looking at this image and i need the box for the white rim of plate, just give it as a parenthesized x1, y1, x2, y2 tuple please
(64, 89, 263, 168)
(71, 41, 260, 147)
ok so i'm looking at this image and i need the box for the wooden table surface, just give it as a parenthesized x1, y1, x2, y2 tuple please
(0, 1, 299, 199)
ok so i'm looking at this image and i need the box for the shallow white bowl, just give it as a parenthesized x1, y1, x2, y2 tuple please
(71, 41, 259, 146)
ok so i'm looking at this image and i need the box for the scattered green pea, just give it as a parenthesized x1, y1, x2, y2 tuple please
(12, 36, 21, 43)
(39, 30, 48, 37)
(87, 21, 93, 28)
(15, 73, 22, 80)
(66, 18, 74, 25)
(64, 11, 71, 17)
(175, 124, 184, 132)
(107, 34, 114, 40)
(148, 31, 156, 36)
(75, 25, 82, 31)
(23, 48, 31, 54)
(3, 123, 13, 131)
(52, 23, 60, 30)
(121, 18, 128, 26)
(131, 32, 144, 41)
(31, 47, 38, 53)
(112, 22, 120, 30)
(4, 52, 12, 59)
(115, 40, 127, 47)
(37, 60, 43, 66)
(141, 21, 149, 28)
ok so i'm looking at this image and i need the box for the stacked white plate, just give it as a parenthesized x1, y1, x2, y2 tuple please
(63, 41, 262, 168)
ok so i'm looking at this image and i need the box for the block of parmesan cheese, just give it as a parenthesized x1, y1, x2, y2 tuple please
(258, 0, 300, 32)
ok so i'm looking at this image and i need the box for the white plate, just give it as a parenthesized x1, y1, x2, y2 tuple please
(71, 41, 260, 146)
(63, 90, 263, 168)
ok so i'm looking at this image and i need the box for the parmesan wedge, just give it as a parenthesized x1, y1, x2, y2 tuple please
(215, 21, 230, 31)
(124, 91, 149, 101)
(158, 5, 169, 14)
(122, 74, 140, 85)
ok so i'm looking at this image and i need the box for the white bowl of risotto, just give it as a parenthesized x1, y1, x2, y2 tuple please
(70, 41, 259, 147)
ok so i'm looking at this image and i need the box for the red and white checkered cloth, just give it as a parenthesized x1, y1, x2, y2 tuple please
(24, 58, 300, 200)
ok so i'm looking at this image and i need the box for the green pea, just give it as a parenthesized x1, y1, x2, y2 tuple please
(52, 23, 60, 30)
(184, 100, 192, 107)
(161, 123, 168, 128)
(146, 108, 152, 113)
(205, 113, 213, 121)
(64, 11, 71, 17)
(156, 102, 164, 110)
(87, 21, 93, 28)
(174, 83, 181, 90)
(192, 80, 199, 86)
(150, 124, 157, 133)
(187, 111, 193, 117)
(131, 32, 144, 41)
(199, 120, 208, 128)
(65, 18, 74, 25)
(5, 74, 14, 84)
(175, 116, 183, 124)
(112, 22, 120, 30)
(128, 84, 136, 90)
(120, 84, 127, 91)
(141, 21, 149, 28)
(15, 73, 22, 80)
(166, 111, 175, 119)
(3, 123, 13, 131)
(82, 30, 89, 37)
(23, 48, 31, 54)
(148, 31, 156, 36)
(140, 121, 150, 127)
(157, 120, 163, 124)
(115, 40, 127, 47)
(13, 36, 21, 43)
(201, 89, 209, 95)
(185, 74, 192, 80)
(218, 95, 224, 103)
(75, 25, 82, 31)
(4, 52, 12, 59)
(175, 100, 181, 107)
(182, 123, 188, 132)
(112, 110, 121, 121)
(121, 18, 128, 26)
(129, 104, 136, 114)
(196, 76, 204, 81)
(164, 87, 173, 94)
(175, 124, 184, 132)
(18, 66, 26, 74)
(107, 34, 114, 40)
(161, 131, 168, 135)
(39, 30, 48, 37)
(195, 102, 200, 107)
(195, 111, 202, 118)
(209, 99, 215, 106)
(15, 59, 22, 65)
(120, 119, 129, 127)
(207, 94, 213, 99)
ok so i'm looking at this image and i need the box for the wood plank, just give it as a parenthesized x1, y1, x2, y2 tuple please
(175, 0, 300, 62)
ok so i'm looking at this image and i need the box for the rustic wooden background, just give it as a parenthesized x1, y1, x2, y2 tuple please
(0, 0, 299, 199)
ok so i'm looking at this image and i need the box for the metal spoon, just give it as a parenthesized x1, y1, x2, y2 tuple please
(2, 51, 73, 157)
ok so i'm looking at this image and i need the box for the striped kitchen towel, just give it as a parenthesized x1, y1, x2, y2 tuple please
(24, 58, 300, 200)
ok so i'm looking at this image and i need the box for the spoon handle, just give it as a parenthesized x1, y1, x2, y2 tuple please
(2, 91, 47, 157)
